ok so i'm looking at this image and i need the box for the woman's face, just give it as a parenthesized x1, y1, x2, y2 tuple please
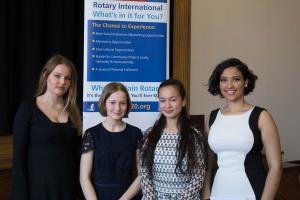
(219, 66, 248, 102)
(46, 64, 72, 97)
(105, 91, 128, 121)
(158, 85, 186, 120)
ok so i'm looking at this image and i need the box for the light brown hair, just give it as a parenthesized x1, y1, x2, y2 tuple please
(98, 82, 131, 117)
(36, 54, 82, 134)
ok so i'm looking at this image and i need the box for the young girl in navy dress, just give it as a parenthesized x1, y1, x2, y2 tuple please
(140, 79, 206, 199)
(202, 58, 282, 200)
(80, 82, 142, 200)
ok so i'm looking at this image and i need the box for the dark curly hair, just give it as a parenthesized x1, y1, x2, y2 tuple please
(208, 58, 258, 97)
(140, 79, 206, 177)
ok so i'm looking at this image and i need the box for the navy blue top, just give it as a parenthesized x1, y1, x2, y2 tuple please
(82, 123, 142, 199)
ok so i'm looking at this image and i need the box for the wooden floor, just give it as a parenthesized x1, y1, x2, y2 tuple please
(1, 135, 300, 200)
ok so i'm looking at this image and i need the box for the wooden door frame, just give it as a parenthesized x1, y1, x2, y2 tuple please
(172, 0, 191, 108)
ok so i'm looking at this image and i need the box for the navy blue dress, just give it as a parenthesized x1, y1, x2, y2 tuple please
(82, 123, 142, 200)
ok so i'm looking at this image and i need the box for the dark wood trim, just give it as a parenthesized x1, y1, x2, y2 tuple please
(0, 169, 11, 200)
(190, 115, 205, 132)
(0, 135, 12, 200)
(172, 0, 191, 109)
(0, 135, 13, 171)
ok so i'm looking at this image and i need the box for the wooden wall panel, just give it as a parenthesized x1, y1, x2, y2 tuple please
(0, 135, 13, 170)
(0, 135, 12, 200)
(172, 0, 191, 108)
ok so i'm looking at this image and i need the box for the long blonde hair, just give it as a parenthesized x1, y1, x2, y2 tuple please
(36, 54, 82, 135)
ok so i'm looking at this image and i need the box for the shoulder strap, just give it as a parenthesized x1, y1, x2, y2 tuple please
(249, 106, 266, 132)
(209, 109, 219, 128)
(248, 106, 266, 155)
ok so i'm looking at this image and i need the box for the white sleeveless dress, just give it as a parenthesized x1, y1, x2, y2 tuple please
(208, 108, 257, 200)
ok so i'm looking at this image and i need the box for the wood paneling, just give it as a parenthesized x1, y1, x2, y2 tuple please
(172, 0, 191, 108)
(0, 135, 12, 170)
(0, 169, 11, 200)
(0, 135, 12, 200)
(277, 162, 300, 200)
(190, 115, 205, 132)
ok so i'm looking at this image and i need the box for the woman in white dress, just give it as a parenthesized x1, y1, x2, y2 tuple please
(202, 58, 282, 200)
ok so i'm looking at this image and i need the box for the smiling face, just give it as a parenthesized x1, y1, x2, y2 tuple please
(158, 85, 186, 120)
(45, 64, 72, 97)
(219, 66, 248, 102)
(105, 91, 128, 121)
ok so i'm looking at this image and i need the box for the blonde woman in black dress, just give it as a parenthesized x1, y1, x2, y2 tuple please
(12, 55, 82, 200)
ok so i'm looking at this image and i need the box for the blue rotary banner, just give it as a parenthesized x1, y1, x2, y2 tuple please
(83, 0, 170, 131)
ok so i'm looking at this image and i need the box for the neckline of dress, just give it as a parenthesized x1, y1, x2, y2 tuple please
(162, 131, 179, 135)
(34, 98, 69, 124)
(101, 122, 127, 133)
(219, 106, 255, 117)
